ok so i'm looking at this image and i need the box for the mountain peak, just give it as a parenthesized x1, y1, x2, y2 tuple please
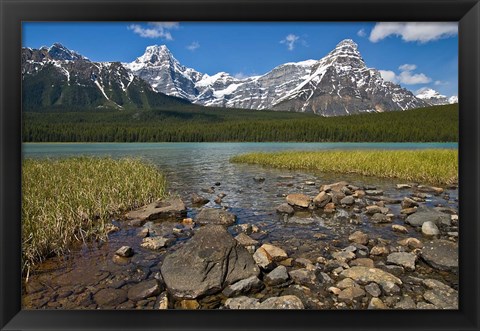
(44, 43, 84, 61)
(335, 39, 358, 50)
(136, 44, 176, 65)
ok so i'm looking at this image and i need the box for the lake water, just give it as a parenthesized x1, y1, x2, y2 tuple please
(23, 142, 457, 245)
(22, 142, 459, 309)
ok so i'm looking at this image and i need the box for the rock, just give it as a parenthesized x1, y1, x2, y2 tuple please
(264, 266, 290, 286)
(398, 237, 423, 249)
(328, 287, 342, 295)
(195, 208, 236, 226)
(286, 194, 311, 208)
(94, 288, 127, 307)
(333, 209, 350, 221)
(318, 272, 334, 285)
(340, 196, 355, 205)
(253, 176, 265, 183)
(176, 300, 200, 309)
(276, 203, 294, 215)
(365, 190, 383, 196)
(258, 295, 304, 309)
(401, 207, 417, 215)
(391, 224, 408, 233)
(367, 196, 402, 204)
(365, 283, 381, 297)
(381, 281, 401, 295)
(421, 221, 440, 236)
(353, 190, 366, 198)
(128, 219, 145, 227)
(154, 292, 169, 309)
(370, 245, 389, 256)
(224, 296, 260, 309)
(417, 185, 444, 195)
(160, 225, 260, 299)
(336, 278, 358, 289)
(395, 296, 416, 309)
(396, 184, 412, 189)
(368, 297, 387, 309)
(421, 240, 458, 273)
(370, 213, 391, 224)
(294, 258, 314, 269)
(365, 205, 382, 215)
(417, 302, 437, 309)
(330, 191, 346, 205)
(350, 258, 375, 268)
(234, 233, 258, 247)
(323, 202, 336, 213)
(126, 198, 186, 221)
(305, 181, 316, 186)
(222, 276, 264, 297)
(338, 286, 366, 302)
(380, 265, 405, 277)
(386, 252, 417, 271)
(261, 244, 288, 261)
(253, 247, 275, 270)
(422, 279, 458, 309)
(313, 191, 331, 207)
(288, 268, 317, 286)
(348, 231, 369, 245)
(405, 206, 451, 227)
(127, 279, 163, 301)
(191, 193, 209, 205)
(401, 197, 419, 209)
(332, 251, 356, 263)
(141, 237, 174, 250)
(201, 187, 215, 194)
(340, 266, 402, 288)
(320, 181, 349, 192)
(115, 246, 134, 258)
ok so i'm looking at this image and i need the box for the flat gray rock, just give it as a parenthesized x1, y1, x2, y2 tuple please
(405, 206, 451, 227)
(195, 208, 236, 226)
(386, 252, 417, 271)
(126, 198, 186, 221)
(421, 240, 458, 273)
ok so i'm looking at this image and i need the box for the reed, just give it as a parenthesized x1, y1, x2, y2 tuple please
(231, 149, 458, 185)
(22, 157, 167, 273)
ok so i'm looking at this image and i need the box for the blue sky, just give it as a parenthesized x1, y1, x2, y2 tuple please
(23, 22, 458, 96)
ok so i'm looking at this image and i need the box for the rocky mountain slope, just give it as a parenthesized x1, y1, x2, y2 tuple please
(22, 43, 189, 111)
(125, 39, 430, 116)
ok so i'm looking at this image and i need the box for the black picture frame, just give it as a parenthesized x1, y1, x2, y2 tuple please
(1, 0, 479, 330)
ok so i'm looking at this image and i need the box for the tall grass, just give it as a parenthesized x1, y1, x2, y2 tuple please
(231, 149, 458, 185)
(22, 157, 167, 274)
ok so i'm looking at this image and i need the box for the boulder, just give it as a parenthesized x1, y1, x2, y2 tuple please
(258, 295, 305, 309)
(421, 240, 458, 273)
(222, 276, 264, 297)
(421, 221, 440, 236)
(276, 203, 294, 215)
(340, 196, 355, 205)
(405, 206, 451, 227)
(195, 208, 236, 226)
(340, 266, 402, 288)
(264, 265, 290, 286)
(160, 225, 259, 299)
(126, 198, 186, 221)
(348, 231, 369, 245)
(288, 268, 317, 286)
(313, 191, 331, 207)
(191, 193, 209, 205)
(260, 244, 288, 261)
(386, 252, 417, 271)
(253, 247, 275, 271)
(422, 279, 458, 309)
(127, 279, 163, 301)
(286, 194, 311, 208)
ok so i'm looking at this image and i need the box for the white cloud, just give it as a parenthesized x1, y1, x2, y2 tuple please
(379, 70, 398, 83)
(399, 64, 417, 71)
(369, 22, 458, 43)
(357, 29, 366, 37)
(280, 34, 299, 51)
(128, 22, 179, 40)
(380, 64, 431, 85)
(234, 72, 257, 79)
(186, 41, 200, 51)
(434, 80, 449, 86)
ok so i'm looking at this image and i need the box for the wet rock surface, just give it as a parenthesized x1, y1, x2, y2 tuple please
(23, 173, 458, 310)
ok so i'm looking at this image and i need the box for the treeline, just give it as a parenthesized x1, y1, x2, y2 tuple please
(23, 104, 458, 142)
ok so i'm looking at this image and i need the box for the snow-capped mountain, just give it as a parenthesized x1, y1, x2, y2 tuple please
(22, 44, 189, 111)
(126, 39, 428, 116)
(416, 88, 458, 106)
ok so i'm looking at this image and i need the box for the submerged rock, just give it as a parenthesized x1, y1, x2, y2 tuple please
(195, 208, 236, 226)
(160, 225, 259, 299)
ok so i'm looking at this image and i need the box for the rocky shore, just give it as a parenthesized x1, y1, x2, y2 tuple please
(23, 179, 458, 310)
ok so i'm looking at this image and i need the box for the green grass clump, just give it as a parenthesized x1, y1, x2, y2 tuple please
(231, 149, 458, 185)
(22, 157, 167, 273)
